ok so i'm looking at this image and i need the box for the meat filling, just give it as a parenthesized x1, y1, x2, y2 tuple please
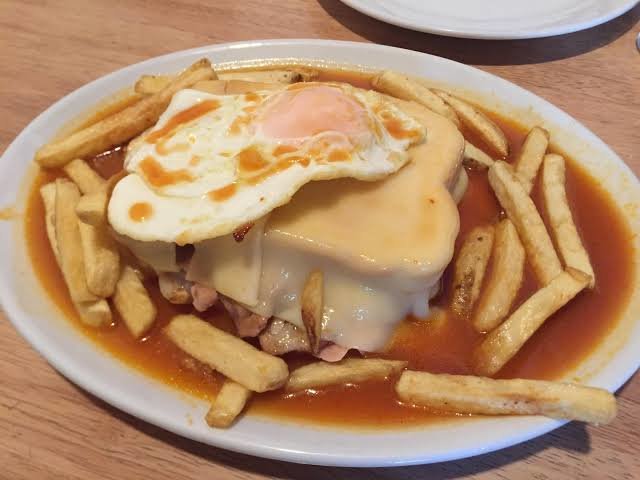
(157, 272, 347, 361)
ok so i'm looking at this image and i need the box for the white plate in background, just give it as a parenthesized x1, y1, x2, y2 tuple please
(340, 0, 638, 39)
(0, 39, 639, 466)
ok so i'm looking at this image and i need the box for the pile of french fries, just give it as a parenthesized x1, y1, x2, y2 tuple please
(34, 60, 615, 429)
(374, 70, 612, 424)
(37, 59, 221, 337)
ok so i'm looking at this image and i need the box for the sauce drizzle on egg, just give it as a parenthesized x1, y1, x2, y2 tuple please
(146, 99, 221, 145)
(383, 117, 421, 140)
(246, 156, 310, 185)
(208, 183, 237, 202)
(328, 149, 350, 162)
(237, 147, 269, 173)
(139, 156, 194, 187)
(128, 202, 153, 222)
(228, 115, 252, 136)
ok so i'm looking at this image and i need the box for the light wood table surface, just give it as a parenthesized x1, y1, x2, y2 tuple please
(1, 1, 639, 479)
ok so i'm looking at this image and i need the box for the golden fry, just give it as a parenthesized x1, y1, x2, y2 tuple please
(473, 268, 590, 376)
(36, 58, 216, 167)
(113, 265, 157, 338)
(62, 158, 105, 194)
(55, 179, 99, 303)
(165, 315, 289, 392)
(286, 358, 407, 392)
(134, 74, 172, 95)
(191, 80, 226, 94)
(40, 183, 60, 260)
(75, 299, 112, 327)
(372, 71, 460, 126)
(451, 224, 495, 318)
(488, 161, 562, 285)
(542, 153, 595, 287)
(396, 371, 616, 425)
(301, 270, 324, 354)
(463, 142, 494, 170)
(76, 190, 108, 226)
(192, 79, 281, 95)
(205, 380, 252, 428)
(514, 126, 550, 194)
(473, 219, 525, 333)
(75, 171, 125, 226)
(223, 79, 282, 94)
(435, 90, 509, 158)
(78, 222, 120, 297)
(138, 76, 283, 96)
(43, 182, 111, 326)
(218, 69, 305, 84)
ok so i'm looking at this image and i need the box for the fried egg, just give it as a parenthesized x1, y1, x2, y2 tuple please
(108, 82, 425, 244)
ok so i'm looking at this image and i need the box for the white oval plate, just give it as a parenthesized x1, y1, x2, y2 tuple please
(340, 0, 638, 39)
(1, 40, 639, 467)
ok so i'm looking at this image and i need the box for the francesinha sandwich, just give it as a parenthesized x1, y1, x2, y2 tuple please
(107, 80, 465, 361)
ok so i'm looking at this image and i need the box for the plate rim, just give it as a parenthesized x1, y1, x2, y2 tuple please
(0, 38, 638, 467)
(339, 0, 639, 39)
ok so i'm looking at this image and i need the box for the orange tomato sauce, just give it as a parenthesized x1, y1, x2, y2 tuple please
(23, 68, 635, 427)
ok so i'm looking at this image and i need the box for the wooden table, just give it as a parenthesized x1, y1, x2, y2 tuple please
(1, 1, 639, 478)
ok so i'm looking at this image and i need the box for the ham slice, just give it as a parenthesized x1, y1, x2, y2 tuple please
(235, 314, 269, 338)
(220, 296, 268, 337)
(259, 318, 349, 361)
(316, 343, 349, 362)
(158, 272, 193, 304)
(191, 283, 219, 312)
(259, 319, 310, 355)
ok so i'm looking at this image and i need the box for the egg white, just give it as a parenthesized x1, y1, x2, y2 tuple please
(108, 85, 425, 244)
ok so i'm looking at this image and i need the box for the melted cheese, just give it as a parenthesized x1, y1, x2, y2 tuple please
(186, 102, 464, 351)
(188, 218, 266, 305)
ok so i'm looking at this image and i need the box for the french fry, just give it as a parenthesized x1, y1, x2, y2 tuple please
(542, 154, 595, 287)
(473, 219, 525, 333)
(474, 268, 590, 376)
(76, 190, 108, 226)
(165, 314, 289, 392)
(138, 76, 284, 96)
(286, 358, 407, 392)
(62, 158, 106, 194)
(371, 71, 460, 126)
(223, 79, 282, 94)
(395, 371, 616, 425)
(218, 69, 304, 84)
(301, 270, 324, 354)
(40, 183, 60, 260)
(451, 225, 495, 318)
(36, 58, 216, 167)
(514, 126, 550, 194)
(78, 222, 120, 297)
(75, 299, 113, 327)
(76, 171, 125, 226)
(435, 90, 509, 158)
(488, 161, 562, 285)
(191, 80, 225, 95)
(113, 265, 156, 338)
(55, 179, 99, 303)
(134, 74, 172, 95)
(463, 142, 494, 170)
(205, 380, 252, 428)
(192, 79, 281, 95)
(42, 182, 111, 326)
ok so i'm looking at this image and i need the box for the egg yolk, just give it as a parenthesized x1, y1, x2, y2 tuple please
(259, 86, 369, 140)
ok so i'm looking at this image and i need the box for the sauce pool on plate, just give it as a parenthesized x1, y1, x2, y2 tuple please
(23, 68, 636, 427)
